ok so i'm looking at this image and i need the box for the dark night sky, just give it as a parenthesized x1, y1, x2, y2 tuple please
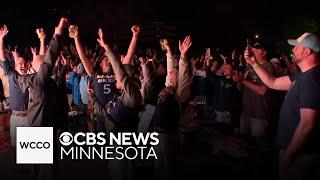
(0, 0, 319, 54)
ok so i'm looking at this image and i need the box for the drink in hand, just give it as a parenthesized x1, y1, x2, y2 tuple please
(68, 25, 78, 38)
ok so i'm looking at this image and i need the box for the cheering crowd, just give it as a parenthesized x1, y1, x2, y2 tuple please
(0, 17, 319, 180)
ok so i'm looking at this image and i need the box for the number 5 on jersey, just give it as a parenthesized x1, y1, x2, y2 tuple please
(103, 84, 111, 94)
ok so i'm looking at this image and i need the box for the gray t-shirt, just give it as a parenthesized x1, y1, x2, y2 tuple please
(18, 34, 62, 126)
(242, 62, 275, 119)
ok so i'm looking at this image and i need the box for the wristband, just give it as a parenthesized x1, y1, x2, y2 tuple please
(252, 63, 260, 70)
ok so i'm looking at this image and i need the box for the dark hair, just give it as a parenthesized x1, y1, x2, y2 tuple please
(93, 48, 107, 72)
(16, 46, 32, 61)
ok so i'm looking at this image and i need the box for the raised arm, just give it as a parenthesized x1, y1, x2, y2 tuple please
(58, 54, 69, 78)
(36, 28, 46, 55)
(98, 28, 143, 108)
(122, 25, 140, 65)
(244, 47, 291, 91)
(219, 54, 228, 74)
(0, 25, 15, 75)
(220, 54, 227, 65)
(0, 25, 9, 61)
(177, 36, 192, 102)
(40, 39, 46, 55)
(139, 57, 151, 105)
(38, 18, 69, 85)
(161, 39, 177, 87)
(140, 57, 151, 85)
(97, 28, 127, 83)
(72, 27, 94, 76)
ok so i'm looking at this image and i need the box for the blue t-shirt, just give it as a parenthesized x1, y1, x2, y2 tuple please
(277, 66, 320, 154)
(0, 60, 28, 111)
(80, 75, 90, 104)
(93, 72, 117, 105)
(68, 72, 81, 105)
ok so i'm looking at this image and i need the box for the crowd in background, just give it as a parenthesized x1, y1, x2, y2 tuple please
(0, 17, 318, 180)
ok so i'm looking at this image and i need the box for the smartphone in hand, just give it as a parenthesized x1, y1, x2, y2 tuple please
(246, 38, 254, 57)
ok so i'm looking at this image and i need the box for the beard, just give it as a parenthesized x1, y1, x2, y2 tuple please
(292, 55, 302, 64)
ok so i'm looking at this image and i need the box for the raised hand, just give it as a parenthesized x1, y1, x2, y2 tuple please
(131, 25, 140, 37)
(120, 55, 125, 63)
(179, 36, 192, 58)
(69, 25, 79, 38)
(31, 47, 37, 56)
(138, 56, 147, 64)
(60, 52, 68, 66)
(97, 28, 110, 50)
(0, 25, 9, 39)
(36, 28, 46, 41)
(55, 17, 69, 35)
(160, 39, 171, 52)
(204, 54, 211, 65)
(231, 49, 236, 60)
(11, 48, 19, 60)
(244, 47, 257, 65)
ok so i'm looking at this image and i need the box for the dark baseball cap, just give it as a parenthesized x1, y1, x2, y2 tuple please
(252, 41, 265, 49)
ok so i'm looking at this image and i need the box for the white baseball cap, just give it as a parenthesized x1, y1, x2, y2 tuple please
(288, 32, 320, 52)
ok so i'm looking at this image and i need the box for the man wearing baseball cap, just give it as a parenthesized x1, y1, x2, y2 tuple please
(240, 40, 275, 145)
(244, 32, 320, 180)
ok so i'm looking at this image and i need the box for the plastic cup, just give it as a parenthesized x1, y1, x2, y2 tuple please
(68, 25, 78, 38)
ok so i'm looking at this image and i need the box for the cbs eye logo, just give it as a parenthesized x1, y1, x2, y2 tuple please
(59, 132, 73, 146)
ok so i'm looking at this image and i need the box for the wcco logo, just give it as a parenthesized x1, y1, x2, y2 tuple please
(19, 141, 51, 149)
(16, 127, 53, 164)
